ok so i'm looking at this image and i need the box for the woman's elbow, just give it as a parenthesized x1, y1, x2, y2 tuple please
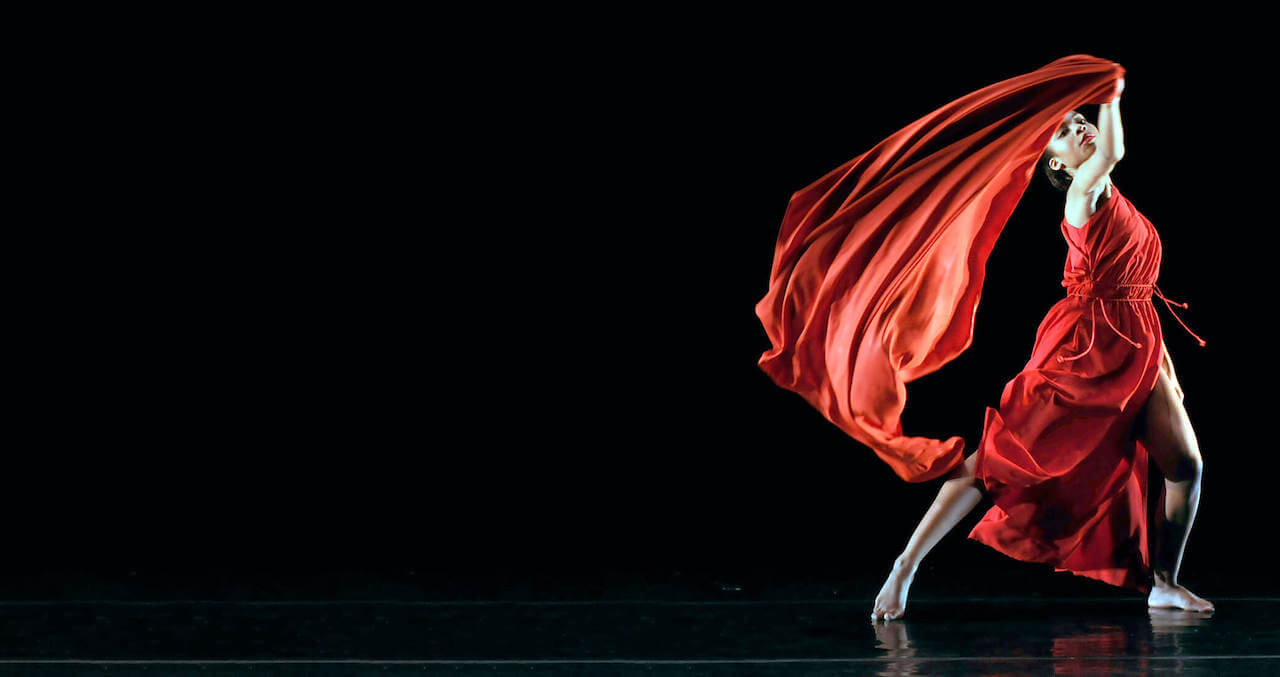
(1101, 146, 1125, 162)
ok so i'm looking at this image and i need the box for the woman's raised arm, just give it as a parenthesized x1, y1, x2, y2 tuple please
(1095, 78, 1126, 159)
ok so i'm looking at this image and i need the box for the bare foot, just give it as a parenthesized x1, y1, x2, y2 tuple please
(1148, 580, 1214, 612)
(871, 558, 916, 621)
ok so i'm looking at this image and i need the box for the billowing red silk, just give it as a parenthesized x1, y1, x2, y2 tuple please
(755, 55, 1126, 483)
(756, 55, 1210, 592)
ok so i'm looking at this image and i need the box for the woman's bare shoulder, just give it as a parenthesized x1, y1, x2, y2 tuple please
(1064, 183, 1112, 229)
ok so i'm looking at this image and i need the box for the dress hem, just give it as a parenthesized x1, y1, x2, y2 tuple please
(966, 531, 1153, 595)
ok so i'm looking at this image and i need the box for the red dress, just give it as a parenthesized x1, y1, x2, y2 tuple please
(967, 184, 1205, 593)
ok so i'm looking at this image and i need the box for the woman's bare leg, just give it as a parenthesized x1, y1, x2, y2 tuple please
(1141, 369, 1214, 611)
(871, 452, 985, 621)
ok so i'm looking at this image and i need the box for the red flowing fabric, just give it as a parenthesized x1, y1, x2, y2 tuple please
(967, 183, 1204, 593)
(755, 55, 1126, 483)
(756, 55, 1209, 592)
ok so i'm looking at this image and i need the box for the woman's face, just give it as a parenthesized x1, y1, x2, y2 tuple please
(1046, 110, 1099, 173)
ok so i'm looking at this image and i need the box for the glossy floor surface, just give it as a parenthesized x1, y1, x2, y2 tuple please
(0, 571, 1275, 675)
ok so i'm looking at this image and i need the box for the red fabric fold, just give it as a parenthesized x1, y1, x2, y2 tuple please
(966, 182, 1178, 594)
(755, 55, 1125, 482)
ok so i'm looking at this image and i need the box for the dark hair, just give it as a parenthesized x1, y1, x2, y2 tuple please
(1040, 109, 1081, 192)
(1039, 145, 1072, 192)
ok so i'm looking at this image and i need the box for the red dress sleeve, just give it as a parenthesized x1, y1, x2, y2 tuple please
(754, 55, 1125, 482)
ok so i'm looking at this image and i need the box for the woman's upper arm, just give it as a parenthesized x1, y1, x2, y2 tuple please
(1068, 150, 1121, 200)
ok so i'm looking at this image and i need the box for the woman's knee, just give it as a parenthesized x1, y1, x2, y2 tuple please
(1145, 371, 1202, 482)
(1150, 438, 1202, 482)
(1168, 451, 1203, 483)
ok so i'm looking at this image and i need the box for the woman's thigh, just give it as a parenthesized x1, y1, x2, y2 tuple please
(1138, 369, 1203, 482)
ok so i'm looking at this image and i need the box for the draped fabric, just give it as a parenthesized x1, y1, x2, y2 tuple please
(755, 55, 1125, 483)
(965, 184, 1205, 593)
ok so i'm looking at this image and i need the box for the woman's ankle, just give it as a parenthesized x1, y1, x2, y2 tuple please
(1152, 568, 1178, 588)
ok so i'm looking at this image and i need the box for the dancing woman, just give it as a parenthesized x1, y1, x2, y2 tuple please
(869, 77, 1215, 621)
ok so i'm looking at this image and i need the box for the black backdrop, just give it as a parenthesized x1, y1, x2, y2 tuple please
(17, 14, 1269, 599)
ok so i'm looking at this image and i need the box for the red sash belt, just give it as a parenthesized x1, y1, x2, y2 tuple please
(1057, 281, 1206, 364)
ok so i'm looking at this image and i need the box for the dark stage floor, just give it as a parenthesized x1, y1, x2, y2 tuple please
(0, 570, 1274, 675)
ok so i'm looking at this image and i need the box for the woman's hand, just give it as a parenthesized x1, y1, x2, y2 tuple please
(1112, 77, 1125, 101)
